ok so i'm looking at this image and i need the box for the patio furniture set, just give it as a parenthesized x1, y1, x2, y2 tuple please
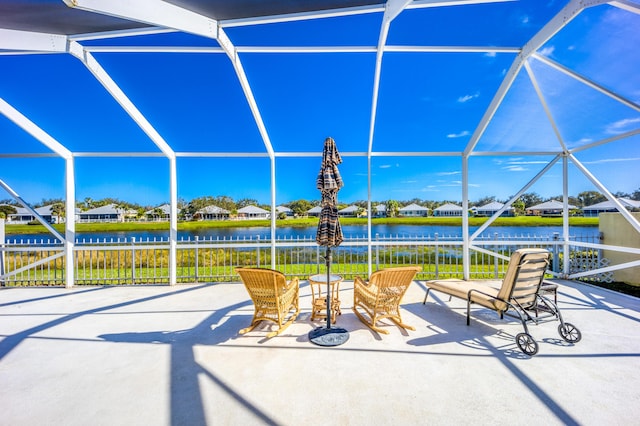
(236, 248, 581, 356)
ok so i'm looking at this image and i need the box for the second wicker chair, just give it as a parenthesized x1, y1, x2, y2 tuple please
(352, 266, 421, 334)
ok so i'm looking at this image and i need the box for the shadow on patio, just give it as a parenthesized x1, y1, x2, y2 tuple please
(1, 279, 639, 425)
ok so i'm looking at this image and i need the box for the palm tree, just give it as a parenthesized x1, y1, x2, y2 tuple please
(386, 200, 399, 218)
(114, 202, 128, 222)
(83, 197, 93, 210)
(512, 199, 525, 216)
(50, 202, 65, 224)
(152, 207, 164, 222)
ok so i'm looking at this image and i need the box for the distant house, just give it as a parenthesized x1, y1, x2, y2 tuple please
(8, 205, 53, 224)
(373, 204, 386, 218)
(237, 205, 270, 219)
(276, 205, 293, 217)
(582, 198, 640, 217)
(7, 204, 71, 224)
(307, 206, 322, 217)
(145, 203, 180, 221)
(476, 201, 514, 217)
(339, 205, 364, 217)
(399, 203, 429, 217)
(527, 200, 576, 216)
(78, 204, 136, 223)
(195, 205, 230, 221)
(433, 203, 463, 217)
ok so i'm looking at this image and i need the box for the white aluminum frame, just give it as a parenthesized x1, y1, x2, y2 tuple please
(0, 0, 638, 286)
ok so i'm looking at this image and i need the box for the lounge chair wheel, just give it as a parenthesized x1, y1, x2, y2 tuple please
(558, 322, 582, 343)
(516, 333, 538, 356)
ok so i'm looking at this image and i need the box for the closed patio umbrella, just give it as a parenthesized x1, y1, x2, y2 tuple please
(309, 137, 349, 346)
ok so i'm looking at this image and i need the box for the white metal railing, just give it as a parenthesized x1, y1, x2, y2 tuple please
(0, 232, 612, 286)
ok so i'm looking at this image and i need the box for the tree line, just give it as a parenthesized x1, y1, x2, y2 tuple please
(1, 189, 639, 220)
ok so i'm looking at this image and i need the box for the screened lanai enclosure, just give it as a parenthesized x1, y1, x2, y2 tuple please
(0, 0, 639, 287)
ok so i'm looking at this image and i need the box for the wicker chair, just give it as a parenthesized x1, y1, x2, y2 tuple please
(352, 266, 421, 334)
(236, 267, 300, 338)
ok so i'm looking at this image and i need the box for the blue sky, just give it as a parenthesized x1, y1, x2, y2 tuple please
(1, 0, 639, 207)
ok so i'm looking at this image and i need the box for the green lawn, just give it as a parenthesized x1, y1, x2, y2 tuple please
(4, 215, 598, 235)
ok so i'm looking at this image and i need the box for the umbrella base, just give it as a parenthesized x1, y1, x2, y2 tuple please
(308, 326, 349, 346)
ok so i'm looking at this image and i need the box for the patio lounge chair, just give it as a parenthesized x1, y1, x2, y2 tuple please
(353, 266, 421, 334)
(236, 267, 300, 338)
(423, 248, 581, 355)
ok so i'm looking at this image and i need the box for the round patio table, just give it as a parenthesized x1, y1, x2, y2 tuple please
(308, 274, 343, 323)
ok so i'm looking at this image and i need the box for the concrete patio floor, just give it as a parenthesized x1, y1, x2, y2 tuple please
(1, 278, 639, 426)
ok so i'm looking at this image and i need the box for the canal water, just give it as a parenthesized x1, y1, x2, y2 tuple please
(6, 224, 599, 244)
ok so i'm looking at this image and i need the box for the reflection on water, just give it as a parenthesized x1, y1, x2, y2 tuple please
(6, 224, 599, 244)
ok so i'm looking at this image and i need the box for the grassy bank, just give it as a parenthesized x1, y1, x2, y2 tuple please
(4, 216, 598, 235)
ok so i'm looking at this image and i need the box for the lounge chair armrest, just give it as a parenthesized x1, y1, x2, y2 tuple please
(467, 288, 499, 301)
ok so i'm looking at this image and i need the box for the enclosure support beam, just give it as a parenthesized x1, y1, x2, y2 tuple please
(532, 54, 640, 113)
(462, 156, 470, 279)
(609, 0, 640, 15)
(68, 42, 179, 285)
(63, 0, 218, 39)
(215, 26, 278, 261)
(525, 61, 569, 152)
(0, 98, 75, 287)
(0, 101, 73, 241)
(464, 0, 588, 156)
(562, 155, 570, 277)
(0, 29, 67, 52)
(367, 0, 413, 276)
(0, 178, 64, 241)
(470, 155, 561, 241)
(65, 1, 277, 276)
(570, 154, 640, 235)
(271, 157, 277, 268)
(169, 158, 178, 285)
(367, 155, 373, 276)
(65, 157, 76, 288)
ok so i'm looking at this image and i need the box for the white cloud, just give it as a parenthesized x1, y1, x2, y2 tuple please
(507, 160, 548, 165)
(379, 164, 392, 169)
(442, 180, 480, 188)
(538, 46, 555, 57)
(494, 158, 546, 168)
(437, 171, 461, 176)
(502, 165, 528, 172)
(446, 130, 470, 138)
(582, 157, 640, 165)
(605, 117, 640, 134)
(420, 185, 440, 192)
(573, 137, 593, 145)
(457, 92, 479, 103)
(484, 51, 497, 58)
